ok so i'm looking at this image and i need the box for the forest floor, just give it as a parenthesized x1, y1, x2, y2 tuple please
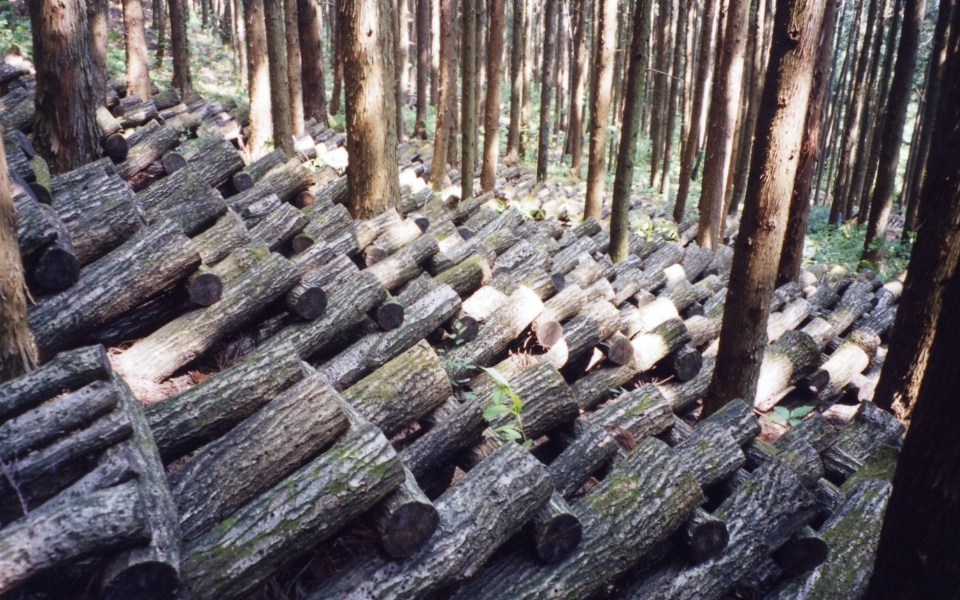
(0, 0, 913, 279)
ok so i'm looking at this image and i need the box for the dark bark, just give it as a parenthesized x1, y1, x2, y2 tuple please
(123, 0, 153, 100)
(461, 0, 478, 197)
(285, 0, 305, 136)
(583, 0, 616, 218)
(263, 0, 295, 156)
(244, 0, 273, 158)
(480, 0, 506, 191)
(298, 0, 330, 126)
(170, 0, 193, 95)
(535, 0, 558, 180)
(505, 0, 526, 162)
(702, 0, 826, 415)
(0, 345, 109, 422)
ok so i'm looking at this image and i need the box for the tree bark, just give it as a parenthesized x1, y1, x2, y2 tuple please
(244, 0, 274, 158)
(414, 0, 430, 134)
(170, 0, 193, 95)
(341, 0, 402, 217)
(479, 0, 506, 191)
(263, 0, 295, 156)
(608, 0, 651, 262)
(86, 0, 109, 102)
(702, 0, 826, 415)
(299, 0, 330, 126)
(535, 0, 558, 180)
(29, 0, 102, 174)
(428, 0, 455, 189)
(505, 0, 526, 163)
(285, 0, 306, 136)
(460, 0, 478, 198)
(123, 0, 153, 100)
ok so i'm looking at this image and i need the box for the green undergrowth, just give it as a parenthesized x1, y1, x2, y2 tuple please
(804, 206, 912, 280)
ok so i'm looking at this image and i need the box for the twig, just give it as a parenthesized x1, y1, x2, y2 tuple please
(0, 456, 29, 518)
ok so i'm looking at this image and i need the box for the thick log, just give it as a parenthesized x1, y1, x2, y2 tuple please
(0, 88, 35, 132)
(28, 220, 200, 359)
(177, 422, 404, 600)
(449, 437, 703, 600)
(481, 362, 580, 441)
(160, 151, 186, 174)
(372, 218, 426, 255)
(681, 245, 714, 281)
(773, 412, 840, 453)
(248, 202, 309, 250)
(12, 188, 57, 261)
(371, 300, 405, 330)
(293, 204, 354, 252)
(183, 136, 245, 188)
(232, 149, 286, 191)
(552, 236, 600, 274)
(541, 300, 620, 368)
(852, 304, 897, 338)
(117, 98, 158, 128)
(659, 355, 716, 414)
(117, 121, 179, 179)
(621, 298, 680, 338)
(768, 298, 813, 342)
(548, 419, 619, 499)
(683, 507, 730, 563)
(145, 340, 305, 461)
(371, 465, 440, 558)
(99, 375, 182, 600)
(0, 481, 147, 595)
(152, 88, 182, 110)
(821, 401, 904, 482)
(367, 233, 440, 291)
(665, 344, 704, 382)
(763, 478, 891, 599)
(660, 279, 700, 314)
(805, 330, 880, 401)
(307, 441, 551, 600)
(590, 384, 674, 439)
(686, 314, 723, 348)
(171, 374, 348, 541)
(625, 460, 817, 600)
(674, 422, 746, 488)
(600, 332, 635, 365)
(136, 165, 227, 235)
(401, 397, 485, 480)
(340, 341, 453, 437)
(528, 492, 584, 563)
(755, 331, 823, 411)
(190, 210, 251, 266)
(41, 446, 138, 512)
(434, 254, 493, 297)
(772, 526, 828, 575)
(0, 380, 118, 462)
(228, 158, 315, 206)
(116, 250, 299, 382)
(742, 438, 826, 489)
(0, 345, 111, 422)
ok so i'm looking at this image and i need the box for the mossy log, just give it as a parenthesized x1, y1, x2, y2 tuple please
(304, 442, 552, 600)
(820, 401, 904, 482)
(449, 437, 703, 600)
(552, 236, 600, 275)
(548, 418, 619, 499)
(528, 492, 584, 563)
(763, 478, 891, 599)
(662, 398, 761, 448)
(372, 218, 427, 255)
(542, 300, 621, 368)
(0, 345, 111, 422)
(367, 233, 440, 291)
(294, 204, 354, 251)
(771, 526, 828, 576)
(660, 279, 700, 314)
(340, 341, 453, 437)
(145, 340, 306, 462)
(0, 481, 148, 595)
(28, 219, 200, 360)
(0, 380, 119, 462)
(99, 375, 182, 600)
(742, 438, 826, 489)
(318, 285, 461, 390)
(371, 465, 440, 558)
(589, 383, 674, 440)
(116, 251, 298, 382)
(231, 149, 286, 191)
(624, 460, 817, 600)
(136, 165, 228, 235)
(681, 245, 714, 282)
(117, 98, 158, 128)
(190, 210, 252, 266)
(754, 331, 823, 411)
(686, 314, 723, 349)
(117, 121, 179, 179)
(177, 422, 404, 600)
(683, 507, 730, 563)
(170, 373, 348, 541)
(227, 158, 315, 206)
(665, 344, 704, 382)
(248, 202, 309, 250)
(183, 136, 245, 188)
(433, 254, 493, 297)
(400, 398, 485, 480)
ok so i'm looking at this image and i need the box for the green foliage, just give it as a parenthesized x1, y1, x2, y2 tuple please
(447, 321, 469, 346)
(770, 405, 815, 427)
(0, 5, 31, 56)
(478, 367, 530, 448)
(804, 206, 912, 279)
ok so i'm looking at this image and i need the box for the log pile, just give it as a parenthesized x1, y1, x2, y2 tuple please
(1, 79, 910, 599)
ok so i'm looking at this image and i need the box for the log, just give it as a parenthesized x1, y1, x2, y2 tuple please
(659, 355, 715, 414)
(820, 401, 905, 482)
(401, 397, 485, 479)
(755, 331, 823, 411)
(480, 362, 580, 441)
(528, 492, 584, 563)
(0, 345, 111, 422)
(371, 465, 440, 558)
(371, 300, 405, 330)
(100, 375, 182, 600)
(232, 149, 286, 191)
(624, 460, 817, 600)
(117, 98, 158, 128)
(548, 418, 619, 499)
(285, 281, 327, 319)
(665, 344, 703, 382)
(152, 88, 182, 110)
(433, 254, 493, 297)
(183, 136, 245, 188)
(681, 245, 714, 281)
(177, 422, 404, 600)
(170, 373, 348, 541)
(367, 233, 440, 291)
(589, 384, 674, 440)
(248, 202, 309, 250)
(805, 330, 880, 401)
(190, 210, 252, 266)
(674, 421, 746, 488)
(28, 220, 200, 359)
(771, 525, 828, 575)
(136, 165, 228, 235)
(145, 340, 306, 461)
(0, 88, 35, 132)
(683, 507, 730, 563)
(161, 151, 186, 174)
(741, 438, 826, 489)
(768, 298, 813, 342)
(600, 331, 635, 365)
(763, 478, 891, 599)
(116, 250, 299, 382)
(620, 298, 680, 338)
(117, 121, 179, 179)
(0, 380, 119, 462)
(0, 481, 147, 595)
(12, 188, 57, 261)
(448, 437, 703, 600)
(227, 157, 314, 206)
(542, 300, 621, 368)
(371, 218, 426, 255)
(304, 441, 552, 600)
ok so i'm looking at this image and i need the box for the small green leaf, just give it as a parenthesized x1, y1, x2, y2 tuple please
(789, 418, 802, 427)
(791, 405, 815, 419)
(496, 426, 523, 441)
(509, 390, 523, 413)
(492, 387, 507, 405)
(480, 367, 511, 388)
(770, 406, 791, 424)
(483, 404, 510, 421)
(522, 439, 534, 449)
(462, 391, 477, 400)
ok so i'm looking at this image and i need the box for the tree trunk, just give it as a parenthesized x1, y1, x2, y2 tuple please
(461, 0, 478, 198)
(123, 0, 153, 100)
(0, 137, 37, 382)
(29, 0, 101, 174)
(170, 0, 193, 95)
(340, 0, 401, 217)
(567, 0, 588, 176)
(480, 0, 506, 191)
(244, 0, 273, 158)
(299, 0, 329, 126)
(505, 0, 525, 162)
(284, 0, 305, 136)
(776, 0, 839, 286)
(861, 0, 927, 265)
(330, 0, 344, 114)
(608, 0, 651, 262)
(86, 0, 109, 102)
(582, 0, 618, 218)
(702, 0, 826, 415)
(428, 0, 455, 189)
(415, 0, 430, 134)
(535, 0, 558, 180)
(263, 0, 295, 156)
(694, 0, 751, 249)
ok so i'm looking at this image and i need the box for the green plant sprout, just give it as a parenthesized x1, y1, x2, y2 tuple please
(479, 367, 530, 448)
(770, 405, 815, 427)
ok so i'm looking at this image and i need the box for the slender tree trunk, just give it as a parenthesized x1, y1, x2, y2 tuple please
(244, 0, 273, 158)
(400, 0, 412, 102)
(776, 0, 839, 286)
(609, 0, 651, 262)
(284, 0, 305, 136)
(519, 0, 534, 158)
(299, 0, 330, 126)
(694, 0, 751, 249)
(673, 0, 719, 221)
(865, 4, 960, 585)
(658, 0, 686, 200)
(648, 0, 670, 188)
(415, 0, 430, 134)
(123, 0, 153, 100)
(0, 136, 37, 383)
(341, 0, 402, 217)
(330, 0, 344, 115)
(86, 0, 109, 103)
(702, 0, 826, 415)
(480, 0, 506, 191)
(170, 0, 193, 95)
(153, 0, 167, 68)
(446, 4, 460, 167)
(30, 0, 102, 174)
(535, 0, 558, 180)
(567, 0, 588, 176)
(461, 0, 478, 197)
(505, 0, 526, 162)
(431, 0, 440, 104)
(263, 0, 295, 155)
(862, 0, 926, 265)
(429, 0, 455, 189)
(235, 0, 248, 88)
(387, 0, 405, 139)
(583, 0, 617, 218)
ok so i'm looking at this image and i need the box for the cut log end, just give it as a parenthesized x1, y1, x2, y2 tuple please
(161, 152, 187, 175)
(290, 287, 327, 320)
(773, 532, 829, 575)
(231, 172, 254, 192)
(291, 234, 316, 254)
(101, 562, 178, 600)
(685, 517, 729, 563)
(412, 215, 430, 232)
(34, 247, 81, 293)
(535, 513, 583, 564)
(380, 502, 441, 559)
(102, 133, 130, 161)
(668, 345, 703, 383)
(551, 273, 567, 292)
(187, 272, 224, 307)
(293, 191, 316, 208)
(29, 182, 52, 205)
(457, 227, 475, 240)
(373, 301, 405, 331)
(602, 334, 634, 366)
(364, 246, 389, 267)
(535, 319, 564, 348)
(452, 315, 480, 343)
